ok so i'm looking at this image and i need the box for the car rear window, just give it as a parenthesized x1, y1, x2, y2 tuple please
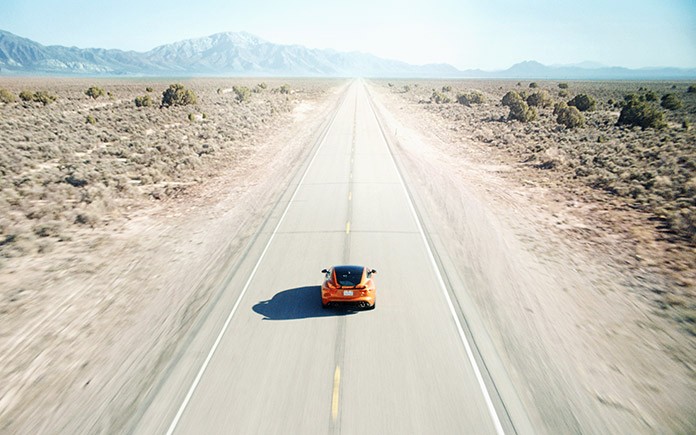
(334, 265, 364, 286)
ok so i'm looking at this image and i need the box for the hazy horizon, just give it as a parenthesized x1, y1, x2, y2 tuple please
(1, 0, 695, 70)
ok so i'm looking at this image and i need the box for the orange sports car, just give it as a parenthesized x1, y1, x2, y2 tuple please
(321, 265, 377, 309)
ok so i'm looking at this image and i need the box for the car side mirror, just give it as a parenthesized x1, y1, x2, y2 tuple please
(321, 269, 329, 274)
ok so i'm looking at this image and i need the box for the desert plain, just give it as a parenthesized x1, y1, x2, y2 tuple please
(0, 77, 694, 433)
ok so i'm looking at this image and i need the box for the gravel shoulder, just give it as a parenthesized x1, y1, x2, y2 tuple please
(368, 81, 695, 433)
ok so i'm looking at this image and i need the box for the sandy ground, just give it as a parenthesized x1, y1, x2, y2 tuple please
(367, 82, 695, 433)
(1, 78, 694, 433)
(0, 82, 347, 433)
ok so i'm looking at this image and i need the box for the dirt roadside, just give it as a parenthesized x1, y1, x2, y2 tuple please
(368, 82, 695, 433)
(0, 82, 347, 433)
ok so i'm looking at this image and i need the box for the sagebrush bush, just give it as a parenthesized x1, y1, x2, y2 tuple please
(233, 85, 251, 102)
(617, 99, 666, 129)
(661, 93, 683, 110)
(687, 85, 696, 93)
(257, 82, 268, 90)
(553, 101, 567, 116)
(502, 90, 522, 107)
(644, 90, 658, 102)
(85, 86, 105, 99)
(507, 99, 537, 122)
(85, 115, 96, 124)
(34, 91, 57, 106)
(145, 86, 154, 92)
(18, 90, 57, 105)
(161, 84, 197, 107)
(0, 88, 16, 103)
(558, 83, 569, 89)
(555, 105, 584, 128)
(430, 91, 451, 104)
(134, 95, 153, 107)
(442, 85, 452, 92)
(19, 90, 33, 101)
(456, 91, 484, 106)
(529, 82, 538, 88)
(278, 84, 291, 94)
(526, 90, 553, 108)
(558, 90, 568, 98)
(567, 94, 596, 111)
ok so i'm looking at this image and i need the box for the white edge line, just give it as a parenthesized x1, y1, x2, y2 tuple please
(367, 88, 506, 435)
(164, 92, 342, 435)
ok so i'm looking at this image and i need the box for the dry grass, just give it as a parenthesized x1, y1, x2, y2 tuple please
(377, 78, 696, 334)
(0, 78, 338, 260)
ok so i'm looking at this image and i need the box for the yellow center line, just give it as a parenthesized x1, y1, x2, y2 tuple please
(331, 366, 341, 420)
(345, 221, 351, 234)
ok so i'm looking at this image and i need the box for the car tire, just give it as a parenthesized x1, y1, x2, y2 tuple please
(367, 302, 376, 310)
(321, 301, 329, 309)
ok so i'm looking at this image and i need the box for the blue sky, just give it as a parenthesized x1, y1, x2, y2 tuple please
(1, 0, 694, 70)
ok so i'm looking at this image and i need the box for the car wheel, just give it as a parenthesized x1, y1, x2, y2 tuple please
(367, 302, 376, 310)
(321, 301, 329, 309)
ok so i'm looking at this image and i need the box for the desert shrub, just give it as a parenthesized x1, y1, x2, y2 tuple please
(0, 88, 16, 103)
(257, 82, 268, 90)
(18, 90, 57, 105)
(567, 94, 596, 111)
(683, 119, 691, 130)
(85, 86, 105, 99)
(526, 90, 553, 108)
(430, 91, 451, 104)
(558, 90, 568, 98)
(145, 86, 154, 92)
(233, 85, 251, 102)
(687, 85, 696, 93)
(556, 105, 585, 128)
(456, 91, 484, 106)
(34, 91, 57, 105)
(502, 90, 523, 107)
(617, 99, 666, 129)
(278, 84, 291, 94)
(402, 85, 410, 93)
(85, 115, 96, 125)
(661, 93, 683, 110)
(188, 113, 196, 122)
(558, 83, 569, 89)
(134, 95, 153, 107)
(442, 85, 452, 92)
(529, 82, 538, 88)
(553, 101, 568, 116)
(507, 99, 537, 122)
(19, 90, 33, 101)
(644, 90, 658, 102)
(161, 84, 197, 107)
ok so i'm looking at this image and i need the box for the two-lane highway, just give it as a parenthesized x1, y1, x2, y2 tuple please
(134, 81, 510, 434)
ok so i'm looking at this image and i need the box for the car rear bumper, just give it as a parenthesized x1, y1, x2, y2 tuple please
(322, 290, 375, 307)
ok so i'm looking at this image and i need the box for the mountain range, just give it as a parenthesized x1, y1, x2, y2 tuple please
(1, 29, 694, 79)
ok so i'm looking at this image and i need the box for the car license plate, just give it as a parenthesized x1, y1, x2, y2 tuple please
(343, 290, 353, 296)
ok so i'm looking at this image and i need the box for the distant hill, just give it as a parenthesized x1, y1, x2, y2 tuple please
(1, 29, 694, 79)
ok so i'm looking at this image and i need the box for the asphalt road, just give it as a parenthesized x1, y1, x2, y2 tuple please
(133, 81, 518, 434)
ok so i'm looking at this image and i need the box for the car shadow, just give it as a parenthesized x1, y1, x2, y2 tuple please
(252, 286, 358, 320)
